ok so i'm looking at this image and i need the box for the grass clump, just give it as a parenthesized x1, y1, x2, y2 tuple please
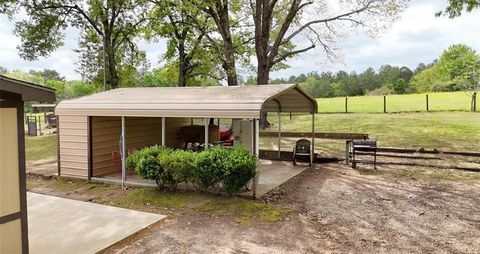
(199, 197, 290, 224)
(116, 188, 208, 209)
(356, 167, 381, 175)
(51, 178, 86, 191)
(394, 167, 480, 182)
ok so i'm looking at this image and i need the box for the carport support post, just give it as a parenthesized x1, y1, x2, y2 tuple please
(311, 113, 315, 165)
(277, 112, 281, 159)
(161, 117, 165, 146)
(121, 116, 126, 186)
(255, 119, 259, 158)
(253, 118, 260, 198)
(204, 118, 209, 149)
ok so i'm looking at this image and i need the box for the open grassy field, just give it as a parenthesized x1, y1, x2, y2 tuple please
(317, 91, 473, 113)
(25, 135, 56, 161)
(263, 111, 480, 156)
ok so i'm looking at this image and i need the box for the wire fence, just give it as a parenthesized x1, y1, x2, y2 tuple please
(316, 91, 476, 113)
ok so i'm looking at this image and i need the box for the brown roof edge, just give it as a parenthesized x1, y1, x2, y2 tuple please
(0, 75, 56, 102)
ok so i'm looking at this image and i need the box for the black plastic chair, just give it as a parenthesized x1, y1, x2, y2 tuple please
(293, 139, 312, 166)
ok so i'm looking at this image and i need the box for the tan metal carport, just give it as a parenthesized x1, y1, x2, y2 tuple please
(55, 84, 317, 195)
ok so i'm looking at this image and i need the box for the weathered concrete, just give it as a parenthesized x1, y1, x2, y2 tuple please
(27, 192, 165, 254)
(238, 159, 309, 199)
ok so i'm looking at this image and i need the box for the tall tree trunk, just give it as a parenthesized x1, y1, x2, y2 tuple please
(256, 62, 270, 85)
(206, 1, 238, 86)
(222, 26, 237, 86)
(258, 58, 271, 128)
(257, 39, 271, 128)
(104, 31, 119, 89)
(223, 53, 238, 86)
(178, 64, 187, 87)
(178, 42, 187, 87)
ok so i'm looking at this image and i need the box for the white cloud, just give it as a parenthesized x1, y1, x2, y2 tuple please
(0, 1, 479, 81)
(270, 1, 480, 78)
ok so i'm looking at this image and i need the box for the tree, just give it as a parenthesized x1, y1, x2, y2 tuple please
(29, 69, 65, 82)
(358, 67, 380, 93)
(0, 66, 7, 75)
(1, 0, 151, 90)
(437, 0, 480, 17)
(399, 66, 413, 83)
(251, 0, 404, 127)
(437, 44, 479, 82)
(410, 66, 449, 93)
(391, 79, 408, 94)
(148, 0, 219, 87)
(437, 44, 480, 111)
(251, 0, 405, 86)
(201, 0, 249, 86)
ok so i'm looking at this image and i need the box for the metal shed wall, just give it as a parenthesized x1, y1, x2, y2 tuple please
(90, 117, 190, 177)
(58, 115, 89, 179)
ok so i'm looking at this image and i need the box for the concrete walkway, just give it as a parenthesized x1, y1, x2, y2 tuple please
(238, 159, 309, 199)
(28, 192, 165, 254)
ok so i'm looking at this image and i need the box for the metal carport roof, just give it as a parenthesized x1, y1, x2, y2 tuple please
(55, 84, 317, 119)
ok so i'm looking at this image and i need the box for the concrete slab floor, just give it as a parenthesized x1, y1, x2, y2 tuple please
(27, 192, 165, 254)
(238, 159, 309, 199)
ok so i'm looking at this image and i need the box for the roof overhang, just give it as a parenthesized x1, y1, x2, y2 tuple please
(55, 84, 317, 119)
(0, 75, 56, 102)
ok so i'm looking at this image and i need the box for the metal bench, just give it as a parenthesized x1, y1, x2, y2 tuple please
(347, 139, 377, 169)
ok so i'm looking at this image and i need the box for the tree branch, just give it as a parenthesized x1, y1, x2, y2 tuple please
(280, 0, 375, 45)
(271, 44, 315, 66)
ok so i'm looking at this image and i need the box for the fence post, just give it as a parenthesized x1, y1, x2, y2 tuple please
(426, 94, 429, 112)
(345, 96, 348, 113)
(473, 92, 477, 112)
(383, 95, 387, 113)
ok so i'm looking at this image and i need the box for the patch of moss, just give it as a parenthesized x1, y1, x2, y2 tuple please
(118, 188, 208, 208)
(357, 167, 381, 175)
(199, 198, 290, 224)
(51, 178, 87, 191)
(26, 180, 42, 190)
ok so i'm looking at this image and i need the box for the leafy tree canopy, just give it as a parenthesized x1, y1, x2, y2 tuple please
(437, 0, 480, 18)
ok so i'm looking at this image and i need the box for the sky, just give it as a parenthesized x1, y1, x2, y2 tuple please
(0, 0, 479, 81)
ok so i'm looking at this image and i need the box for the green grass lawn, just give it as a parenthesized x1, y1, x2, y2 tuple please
(25, 134, 57, 161)
(317, 91, 473, 113)
(263, 111, 480, 156)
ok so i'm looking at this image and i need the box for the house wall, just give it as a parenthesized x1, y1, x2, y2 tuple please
(58, 115, 89, 179)
(0, 108, 22, 254)
(0, 91, 29, 254)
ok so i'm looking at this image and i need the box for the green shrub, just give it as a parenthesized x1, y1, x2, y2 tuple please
(126, 145, 171, 171)
(220, 147, 257, 195)
(133, 146, 172, 187)
(137, 155, 164, 187)
(193, 146, 229, 192)
(126, 150, 143, 171)
(159, 150, 196, 190)
(133, 145, 257, 195)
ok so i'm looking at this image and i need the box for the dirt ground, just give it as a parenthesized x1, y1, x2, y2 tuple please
(27, 162, 480, 254)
